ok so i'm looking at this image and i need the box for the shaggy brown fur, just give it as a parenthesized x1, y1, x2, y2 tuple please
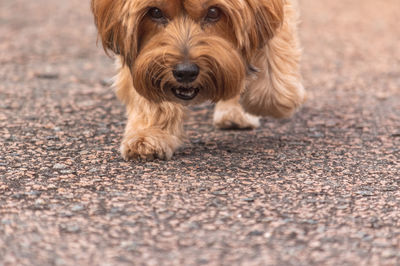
(91, 0, 305, 160)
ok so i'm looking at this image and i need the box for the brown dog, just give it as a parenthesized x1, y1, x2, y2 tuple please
(91, 0, 305, 160)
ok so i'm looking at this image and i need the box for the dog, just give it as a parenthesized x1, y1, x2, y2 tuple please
(91, 0, 305, 160)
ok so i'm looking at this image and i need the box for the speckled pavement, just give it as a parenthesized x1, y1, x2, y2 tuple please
(0, 0, 399, 265)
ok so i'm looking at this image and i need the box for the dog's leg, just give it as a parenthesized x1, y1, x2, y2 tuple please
(120, 96, 185, 160)
(116, 67, 185, 160)
(240, 4, 306, 118)
(213, 95, 260, 130)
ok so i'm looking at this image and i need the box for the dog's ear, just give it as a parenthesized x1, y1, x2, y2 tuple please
(244, 0, 284, 53)
(91, 0, 140, 65)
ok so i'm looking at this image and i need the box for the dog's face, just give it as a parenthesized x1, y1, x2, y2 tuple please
(92, 0, 284, 104)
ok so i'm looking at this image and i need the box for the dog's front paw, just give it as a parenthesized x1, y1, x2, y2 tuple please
(120, 129, 182, 160)
(213, 101, 260, 130)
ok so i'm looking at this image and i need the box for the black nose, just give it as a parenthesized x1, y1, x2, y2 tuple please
(173, 63, 200, 83)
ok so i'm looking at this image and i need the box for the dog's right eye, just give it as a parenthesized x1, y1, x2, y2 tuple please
(148, 8, 167, 23)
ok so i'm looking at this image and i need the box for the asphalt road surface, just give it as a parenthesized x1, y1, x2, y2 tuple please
(0, 0, 399, 265)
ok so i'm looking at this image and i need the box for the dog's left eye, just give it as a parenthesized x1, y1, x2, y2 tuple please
(205, 7, 221, 22)
(148, 8, 167, 23)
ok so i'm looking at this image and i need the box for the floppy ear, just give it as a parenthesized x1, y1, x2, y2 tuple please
(91, 0, 142, 65)
(244, 0, 285, 54)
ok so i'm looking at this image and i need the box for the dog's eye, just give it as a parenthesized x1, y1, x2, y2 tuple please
(205, 7, 221, 22)
(148, 8, 167, 23)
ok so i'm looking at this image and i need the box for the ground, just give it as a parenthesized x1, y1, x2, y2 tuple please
(0, 0, 399, 265)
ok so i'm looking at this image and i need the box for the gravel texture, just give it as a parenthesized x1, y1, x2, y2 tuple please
(0, 0, 399, 265)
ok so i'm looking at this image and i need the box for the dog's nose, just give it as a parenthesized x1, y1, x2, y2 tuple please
(173, 63, 200, 83)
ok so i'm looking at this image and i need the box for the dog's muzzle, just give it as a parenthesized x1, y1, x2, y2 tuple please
(173, 63, 199, 83)
(172, 63, 200, 100)
(171, 86, 200, 100)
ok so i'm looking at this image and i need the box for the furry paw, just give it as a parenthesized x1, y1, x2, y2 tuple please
(120, 129, 182, 160)
(213, 102, 260, 130)
(241, 82, 306, 118)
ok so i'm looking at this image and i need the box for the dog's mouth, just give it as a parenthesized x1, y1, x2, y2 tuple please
(171, 86, 199, 100)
